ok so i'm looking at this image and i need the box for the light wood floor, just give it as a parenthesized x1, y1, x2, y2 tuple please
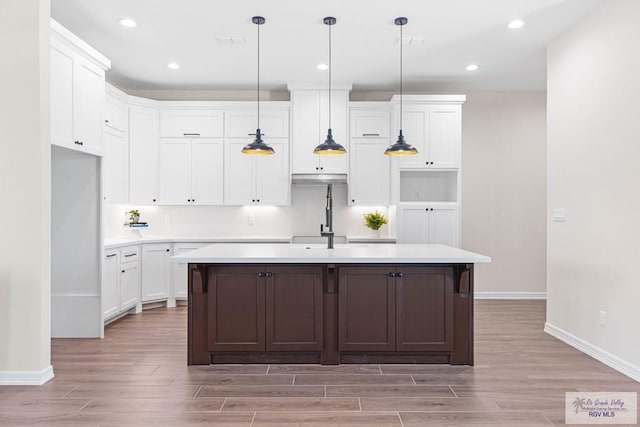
(1, 301, 638, 426)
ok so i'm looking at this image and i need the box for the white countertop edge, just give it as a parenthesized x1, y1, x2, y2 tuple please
(170, 243, 491, 264)
(104, 236, 293, 250)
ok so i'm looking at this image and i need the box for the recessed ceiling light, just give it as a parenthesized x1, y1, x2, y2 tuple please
(317, 63, 328, 70)
(118, 18, 137, 28)
(167, 62, 180, 70)
(466, 64, 479, 71)
(507, 19, 525, 29)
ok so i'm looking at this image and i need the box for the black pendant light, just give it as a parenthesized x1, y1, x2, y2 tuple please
(385, 17, 418, 156)
(313, 17, 346, 155)
(242, 16, 275, 155)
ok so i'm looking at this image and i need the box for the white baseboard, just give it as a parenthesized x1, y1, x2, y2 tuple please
(475, 292, 547, 300)
(0, 365, 54, 386)
(544, 323, 640, 383)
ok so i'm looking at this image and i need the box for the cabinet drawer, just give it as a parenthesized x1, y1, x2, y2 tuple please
(160, 110, 224, 137)
(120, 247, 140, 263)
(225, 110, 289, 138)
(350, 110, 390, 138)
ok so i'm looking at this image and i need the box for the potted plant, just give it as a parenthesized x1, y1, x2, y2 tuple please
(363, 210, 388, 238)
(128, 209, 140, 224)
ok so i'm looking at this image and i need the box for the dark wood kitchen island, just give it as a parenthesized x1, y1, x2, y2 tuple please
(172, 243, 490, 366)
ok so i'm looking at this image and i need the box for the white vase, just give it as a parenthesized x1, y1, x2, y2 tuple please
(370, 228, 381, 239)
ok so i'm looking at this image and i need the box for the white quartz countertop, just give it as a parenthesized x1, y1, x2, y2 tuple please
(104, 236, 293, 250)
(171, 243, 491, 264)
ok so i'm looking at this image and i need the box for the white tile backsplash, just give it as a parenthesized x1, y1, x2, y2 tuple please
(105, 185, 392, 239)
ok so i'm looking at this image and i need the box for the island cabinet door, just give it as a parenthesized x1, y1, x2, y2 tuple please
(395, 266, 455, 352)
(208, 266, 265, 352)
(265, 266, 323, 351)
(338, 266, 396, 352)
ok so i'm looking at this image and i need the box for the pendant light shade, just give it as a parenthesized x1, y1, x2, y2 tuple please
(242, 16, 275, 155)
(385, 17, 418, 156)
(314, 16, 346, 155)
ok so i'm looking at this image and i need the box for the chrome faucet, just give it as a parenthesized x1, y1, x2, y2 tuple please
(320, 183, 335, 249)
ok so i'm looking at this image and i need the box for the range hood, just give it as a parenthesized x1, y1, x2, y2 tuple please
(291, 173, 347, 185)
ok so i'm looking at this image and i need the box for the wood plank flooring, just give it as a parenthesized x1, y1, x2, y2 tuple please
(1, 300, 638, 426)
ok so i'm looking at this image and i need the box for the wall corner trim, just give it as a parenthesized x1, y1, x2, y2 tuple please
(474, 292, 547, 300)
(0, 365, 55, 386)
(544, 323, 640, 383)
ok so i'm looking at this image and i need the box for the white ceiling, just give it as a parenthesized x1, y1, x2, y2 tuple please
(51, 0, 604, 93)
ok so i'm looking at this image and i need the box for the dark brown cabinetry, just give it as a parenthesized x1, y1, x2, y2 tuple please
(189, 262, 473, 366)
(206, 265, 323, 354)
(338, 266, 454, 353)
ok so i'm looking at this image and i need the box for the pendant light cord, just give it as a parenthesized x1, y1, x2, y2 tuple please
(328, 21, 332, 130)
(257, 20, 260, 130)
(399, 21, 403, 131)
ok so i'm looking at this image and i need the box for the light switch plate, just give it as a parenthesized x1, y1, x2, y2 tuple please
(552, 208, 566, 222)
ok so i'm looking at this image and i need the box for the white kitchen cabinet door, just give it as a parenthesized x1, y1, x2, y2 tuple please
(50, 41, 105, 155)
(141, 244, 171, 302)
(394, 105, 429, 168)
(318, 91, 349, 174)
(102, 251, 120, 320)
(398, 207, 429, 244)
(120, 262, 140, 312)
(256, 139, 290, 205)
(350, 109, 390, 138)
(103, 129, 129, 204)
(172, 243, 209, 300)
(105, 95, 127, 133)
(291, 91, 321, 174)
(429, 106, 460, 168)
(429, 207, 459, 247)
(225, 110, 289, 138)
(129, 106, 160, 205)
(191, 138, 224, 205)
(397, 205, 459, 246)
(291, 89, 349, 174)
(224, 140, 256, 205)
(348, 139, 390, 205)
(50, 41, 74, 150)
(73, 58, 105, 155)
(225, 139, 289, 205)
(160, 110, 224, 137)
(160, 139, 192, 205)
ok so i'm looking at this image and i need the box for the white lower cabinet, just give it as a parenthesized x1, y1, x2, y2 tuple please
(141, 244, 172, 302)
(172, 243, 209, 299)
(120, 261, 140, 311)
(102, 246, 140, 322)
(397, 205, 459, 247)
(102, 251, 120, 319)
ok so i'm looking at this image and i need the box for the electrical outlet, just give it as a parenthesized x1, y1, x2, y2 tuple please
(552, 208, 566, 222)
(599, 310, 607, 327)
(248, 216, 255, 226)
(164, 214, 171, 225)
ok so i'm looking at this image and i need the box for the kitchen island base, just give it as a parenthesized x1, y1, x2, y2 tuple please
(188, 263, 474, 366)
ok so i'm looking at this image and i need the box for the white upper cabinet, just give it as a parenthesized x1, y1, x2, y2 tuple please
(348, 106, 391, 206)
(129, 105, 160, 205)
(350, 109, 390, 138)
(105, 94, 128, 133)
(103, 90, 129, 204)
(50, 20, 110, 156)
(224, 139, 289, 205)
(160, 137, 224, 205)
(225, 109, 289, 138)
(159, 110, 224, 137)
(391, 95, 464, 169)
(290, 88, 349, 174)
